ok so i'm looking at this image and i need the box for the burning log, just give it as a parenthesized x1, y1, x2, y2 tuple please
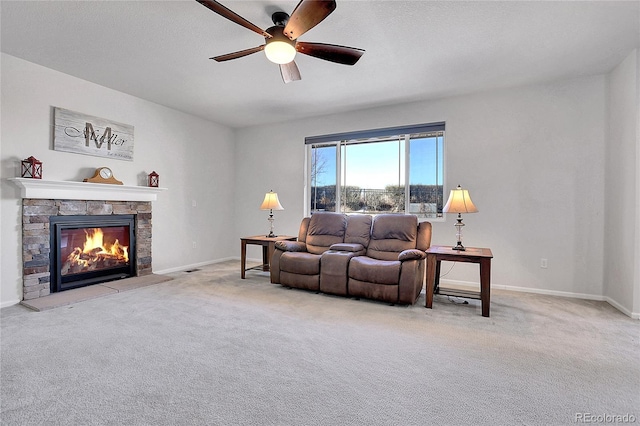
(60, 228, 129, 276)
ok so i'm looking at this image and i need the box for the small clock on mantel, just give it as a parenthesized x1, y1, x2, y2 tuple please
(83, 167, 123, 185)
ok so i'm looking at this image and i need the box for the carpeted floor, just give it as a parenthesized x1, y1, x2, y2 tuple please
(1, 260, 638, 425)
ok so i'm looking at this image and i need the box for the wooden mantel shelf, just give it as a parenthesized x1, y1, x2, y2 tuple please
(8, 178, 167, 202)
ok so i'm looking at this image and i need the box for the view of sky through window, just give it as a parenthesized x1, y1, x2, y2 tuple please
(310, 132, 444, 217)
(313, 136, 443, 189)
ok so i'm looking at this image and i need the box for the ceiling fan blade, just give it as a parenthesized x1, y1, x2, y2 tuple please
(211, 45, 265, 62)
(296, 42, 365, 65)
(280, 61, 302, 84)
(283, 0, 336, 40)
(196, 0, 270, 38)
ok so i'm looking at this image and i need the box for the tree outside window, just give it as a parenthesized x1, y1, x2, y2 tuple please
(308, 123, 444, 218)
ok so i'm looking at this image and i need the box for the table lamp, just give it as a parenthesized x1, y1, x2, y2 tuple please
(442, 185, 478, 251)
(260, 190, 284, 237)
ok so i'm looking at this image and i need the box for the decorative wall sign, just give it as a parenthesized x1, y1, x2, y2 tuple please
(53, 107, 134, 161)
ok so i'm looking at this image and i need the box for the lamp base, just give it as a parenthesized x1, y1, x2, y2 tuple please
(266, 213, 277, 238)
(452, 242, 466, 251)
(452, 217, 466, 250)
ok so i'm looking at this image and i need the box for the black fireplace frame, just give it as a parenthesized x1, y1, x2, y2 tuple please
(49, 214, 136, 293)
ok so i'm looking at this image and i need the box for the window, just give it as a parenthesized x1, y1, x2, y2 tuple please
(307, 122, 444, 219)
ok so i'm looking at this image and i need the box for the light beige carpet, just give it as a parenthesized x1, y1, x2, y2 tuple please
(1, 260, 638, 425)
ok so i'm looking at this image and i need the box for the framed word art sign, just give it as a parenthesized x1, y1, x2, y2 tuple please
(53, 107, 135, 161)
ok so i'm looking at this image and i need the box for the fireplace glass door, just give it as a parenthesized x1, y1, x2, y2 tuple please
(50, 215, 136, 292)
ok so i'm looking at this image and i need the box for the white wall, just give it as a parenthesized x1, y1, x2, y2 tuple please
(636, 51, 640, 318)
(1, 54, 237, 307)
(4, 52, 636, 317)
(604, 49, 640, 318)
(235, 76, 608, 299)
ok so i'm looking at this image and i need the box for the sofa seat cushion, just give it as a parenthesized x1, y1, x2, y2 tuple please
(349, 256, 400, 285)
(329, 243, 365, 253)
(280, 252, 321, 276)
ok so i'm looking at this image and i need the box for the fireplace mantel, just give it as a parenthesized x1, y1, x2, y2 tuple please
(9, 178, 166, 202)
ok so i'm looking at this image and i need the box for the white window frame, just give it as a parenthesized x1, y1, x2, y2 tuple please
(304, 122, 445, 221)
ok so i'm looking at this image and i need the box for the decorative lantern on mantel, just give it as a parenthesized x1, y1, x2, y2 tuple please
(21, 156, 43, 179)
(148, 171, 159, 188)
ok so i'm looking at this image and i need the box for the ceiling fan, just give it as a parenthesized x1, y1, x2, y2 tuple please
(196, 0, 365, 83)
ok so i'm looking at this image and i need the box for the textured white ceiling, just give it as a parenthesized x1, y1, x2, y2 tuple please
(2, 1, 639, 128)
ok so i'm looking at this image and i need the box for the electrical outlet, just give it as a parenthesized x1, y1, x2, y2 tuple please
(540, 258, 548, 269)
(192, 200, 197, 207)
(192, 241, 197, 249)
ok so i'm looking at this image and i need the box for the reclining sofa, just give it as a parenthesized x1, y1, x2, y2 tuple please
(270, 212, 432, 305)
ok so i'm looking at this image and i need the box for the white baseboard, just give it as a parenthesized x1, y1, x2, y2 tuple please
(440, 279, 639, 319)
(1, 299, 21, 309)
(440, 278, 607, 300)
(153, 257, 236, 275)
(604, 296, 640, 319)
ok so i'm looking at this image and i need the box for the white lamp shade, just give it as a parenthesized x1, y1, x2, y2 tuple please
(264, 41, 296, 64)
(260, 191, 284, 211)
(443, 185, 478, 214)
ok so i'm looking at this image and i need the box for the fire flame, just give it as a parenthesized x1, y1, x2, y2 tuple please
(62, 228, 129, 275)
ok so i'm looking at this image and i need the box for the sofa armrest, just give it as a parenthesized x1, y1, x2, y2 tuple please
(329, 243, 365, 253)
(275, 240, 306, 252)
(398, 249, 426, 262)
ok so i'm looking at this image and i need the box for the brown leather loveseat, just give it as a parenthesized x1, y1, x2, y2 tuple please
(270, 212, 432, 305)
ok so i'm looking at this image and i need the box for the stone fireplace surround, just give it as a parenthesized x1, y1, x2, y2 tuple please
(11, 179, 165, 302)
(23, 199, 151, 300)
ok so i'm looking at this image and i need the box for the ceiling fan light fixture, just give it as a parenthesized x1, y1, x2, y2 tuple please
(264, 31, 296, 64)
(200, 0, 364, 82)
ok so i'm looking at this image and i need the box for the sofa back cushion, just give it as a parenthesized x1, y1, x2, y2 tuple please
(305, 212, 348, 255)
(297, 217, 311, 243)
(416, 221, 432, 251)
(366, 214, 418, 261)
(344, 214, 372, 247)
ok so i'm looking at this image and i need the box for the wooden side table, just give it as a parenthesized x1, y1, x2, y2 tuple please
(425, 245, 494, 317)
(240, 235, 296, 279)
